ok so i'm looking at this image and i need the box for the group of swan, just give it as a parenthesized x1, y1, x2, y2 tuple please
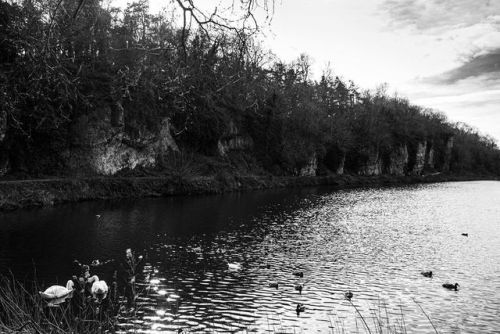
(39, 275, 109, 306)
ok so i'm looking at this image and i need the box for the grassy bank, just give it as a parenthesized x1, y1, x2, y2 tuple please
(0, 172, 497, 212)
(0, 275, 116, 334)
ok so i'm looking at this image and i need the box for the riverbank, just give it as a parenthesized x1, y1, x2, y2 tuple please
(1, 172, 497, 212)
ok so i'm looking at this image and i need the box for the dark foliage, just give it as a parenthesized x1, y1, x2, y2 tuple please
(0, 0, 498, 177)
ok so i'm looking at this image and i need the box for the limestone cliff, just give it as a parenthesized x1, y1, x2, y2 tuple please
(299, 155, 318, 176)
(388, 145, 409, 175)
(336, 153, 346, 175)
(0, 110, 7, 177)
(442, 136, 454, 171)
(217, 120, 253, 156)
(426, 145, 435, 170)
(358, 148, 382, 176)
(0, 110, 6, 143)
(411, 141, 427, 175)
(66, 106, 178, 175)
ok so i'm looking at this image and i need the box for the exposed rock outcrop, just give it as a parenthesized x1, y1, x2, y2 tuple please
(442, 136, 454, 171)
(412, 141, 427, 175)
(0, 156, 8, 176)
(299, 155, 318, 176)
(217, 120, 253, 156)
(0, 109, 6, 143)
(388, 145, 409, 175)
(426, 145, 435, 170)
(336, 153, 346, 175)
(0, 110, 7, 177)
(358, 148, 382, 176)
(67, 107, 178, 175)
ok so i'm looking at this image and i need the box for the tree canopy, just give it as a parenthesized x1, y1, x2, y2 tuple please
(1, 0, 499, 177)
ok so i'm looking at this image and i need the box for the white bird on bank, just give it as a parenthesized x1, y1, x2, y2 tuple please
(91, 277, 109, 300)
(39, 281, 73, 300)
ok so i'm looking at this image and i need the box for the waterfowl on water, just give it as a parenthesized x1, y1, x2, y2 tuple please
(344, 291, 353, 301)
(295, 284, 303, 294)
(259, 263, 271, 269)
(227, 262, 242, 271)
(269, 282, 279, 289)
(293, 271, 304, 278)
(421, 271, 433, 278)
(296, 303, 306, 316)
(442, 283, 459, 291)
(461, 233, 468, 237)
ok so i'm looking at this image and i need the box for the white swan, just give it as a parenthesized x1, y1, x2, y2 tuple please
(227, 262, 242, 271)
(39, 280, 73, 300)
(91, 276, 109, 300)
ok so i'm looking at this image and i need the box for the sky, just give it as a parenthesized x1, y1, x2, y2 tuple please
(115, 0, 500, 141)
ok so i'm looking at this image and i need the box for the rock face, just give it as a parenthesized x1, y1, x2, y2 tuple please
(67, 107, 178, 175)
(358, 148, 382, 176)
(336, 153, 346, 175)
(412, 141, 427, 175)
(426, 145, 435, 170)
(0, 110, 8, 177)
(299, 155, 318, 176)
(442, 136, 454, 171)
(217, 120, 253, 156)
(0, 154, 9, 177)
(388, 145, 408, 175)
(0, 109, 6, 143)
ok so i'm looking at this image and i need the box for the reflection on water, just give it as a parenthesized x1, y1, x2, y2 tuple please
(1, 181, 500, 333)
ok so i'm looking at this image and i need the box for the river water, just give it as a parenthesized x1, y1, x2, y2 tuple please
(1, 181, 499, 333)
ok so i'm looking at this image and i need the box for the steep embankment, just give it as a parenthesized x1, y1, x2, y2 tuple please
(1, 103, 496, 212)
(0, 173, 495, 212)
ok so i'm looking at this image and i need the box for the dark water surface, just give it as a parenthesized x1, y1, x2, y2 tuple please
(1, 181, 500, 333)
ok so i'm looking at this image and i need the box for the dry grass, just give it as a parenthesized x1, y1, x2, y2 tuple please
(0, 275, 116, 334)
(0, 274, 440, 334)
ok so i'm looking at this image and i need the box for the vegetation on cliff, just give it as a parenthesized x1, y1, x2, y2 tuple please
(1, 0, 499, 178)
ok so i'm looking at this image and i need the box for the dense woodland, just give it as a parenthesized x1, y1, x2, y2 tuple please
(1, 0, 499, 178)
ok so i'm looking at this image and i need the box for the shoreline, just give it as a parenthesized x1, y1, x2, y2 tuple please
(0, 173, 497, 212)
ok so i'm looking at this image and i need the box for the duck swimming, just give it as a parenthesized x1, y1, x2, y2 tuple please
(269, 282, 279, 289)
(344, 291, 353, 301)
(296, 303, 306, 316)
(295, 284, 303, 294)
(461, 233, 468, 237)
(442, 283, 459, 291)
(293, 271, 304, 278)
(421, 271, 433, 278)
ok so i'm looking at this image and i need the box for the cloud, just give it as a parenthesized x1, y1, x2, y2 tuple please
(374, 1, 500, 140)
(412, 87, 500, 141)
(424, 49, 500, 84)
(414, 89, 500, 109)
(380, 0, 500, 31)
(403, 72, 500, 141)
